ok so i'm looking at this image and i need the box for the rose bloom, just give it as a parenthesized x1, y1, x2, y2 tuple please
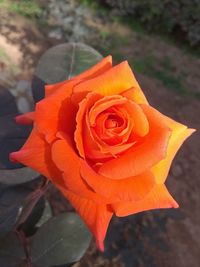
(10, 56, 195, 251)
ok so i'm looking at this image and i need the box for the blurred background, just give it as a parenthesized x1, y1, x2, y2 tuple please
(0, 1, 199, 266)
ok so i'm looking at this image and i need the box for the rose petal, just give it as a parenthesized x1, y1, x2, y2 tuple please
(75, 93, 148, 160)
(88, 95, 127, 126)
(45, 80, 68, 97)
(88, 96, 135, 154)
(51, 137, 108, 204)
(81, 162, 155, 202)
(112, 184, 179, 217)
(15, 112, 35, 125)
(35, 80, 77, 143)
(85, 109, 134, 159)
(9, 129, 62, 185)
(75, 92, 102, 158)
(99, 105, 171, 179)
(58, 188, 113, 251)
(124, 101, 149, 137)
(152, 116, 195, 183)
(101, 106, 132, 142)
(121, 87, 149, 105)
(84, 113, 110, 159)
(73, 61, 138, 97)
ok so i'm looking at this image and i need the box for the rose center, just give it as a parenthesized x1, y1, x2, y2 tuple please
(105, 114, 123, 129)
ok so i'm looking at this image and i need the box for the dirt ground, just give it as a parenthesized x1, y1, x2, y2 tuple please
(0, 4, 200, 267)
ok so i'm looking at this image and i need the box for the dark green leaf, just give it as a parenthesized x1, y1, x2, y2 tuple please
(0, 167, 39, 185)
(0, 114, 31, 169)
(0, 113, 38, 184)
(31, 212, 91, 267)
(32, 42, 102, 102)
(0, 232, 25, 267)
(0, 86, 18, 117)
(0, 87, 37, 185)
(22, 198, 52, 236)
(0, 185, 31, 238)
(36, 199, 52, 228)
(21, 197, 45, 236)
(31, 76, 46, 103)
(0, 87, 38, 185)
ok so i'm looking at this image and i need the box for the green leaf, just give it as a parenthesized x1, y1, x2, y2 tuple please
(21, 197, 45, 236)
(31, 212, 91, 267)
(0, 185, 31, 238)
(32, 42, 102, 102)
(0, 232, 25, 267)
(0, 86, 18, 117)
(0, 113, 39, 185)
(0, 114, 31, 170)
(36, 199, 52, 228)
(0, 87, 31, 171)
(0, 87, 38, 187)
(22, 198, 52, 236)
(0, 167, 39, 185)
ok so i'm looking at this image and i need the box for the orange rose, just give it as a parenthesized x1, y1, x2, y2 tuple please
(10, 56, 195, 251)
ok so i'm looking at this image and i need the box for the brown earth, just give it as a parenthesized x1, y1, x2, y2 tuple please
(0, 4, 200, 267)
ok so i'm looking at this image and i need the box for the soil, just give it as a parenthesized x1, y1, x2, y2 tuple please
(0, 2, 199, 267)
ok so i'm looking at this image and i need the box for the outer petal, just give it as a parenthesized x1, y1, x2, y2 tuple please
(51, 137, 108, 204)
(112, 184, 179, 217)
(152, 116, 195, 183)
(121, 87, 149, 105)
(15, 112, 35, 125)
(99, 105, 171, 179)
(73, 61, 138, 98)
(57, 188, 113, 251)
(81, 162, 155, 202)
(45, 80, 68, 97)
(35, 80, 77, 143)
(9, 129, 63, 186)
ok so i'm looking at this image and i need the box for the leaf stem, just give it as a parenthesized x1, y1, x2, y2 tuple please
(15, 229, 32, 267)
(14, 176, 50, 267)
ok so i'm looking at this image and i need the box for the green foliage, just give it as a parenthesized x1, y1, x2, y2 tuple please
(100, 30, 110, 40)
(0, 182, 91, 267)
(0, 88, 39, 184)
(0, 184, 31, 238)
(102, 0, 200, 46)
(0, 0, 43, 18)
(33, 43, 102, 102)
(80, 0, 97, 6)
(0, 232, 26, 267)
(0, 113, 32, 170)
(31, 213, 91, 267)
